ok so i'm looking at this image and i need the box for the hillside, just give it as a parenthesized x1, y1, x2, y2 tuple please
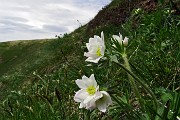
(0, 27, 86, 100)
(0, 0, 143, 100)
(0, 0, 180, 119)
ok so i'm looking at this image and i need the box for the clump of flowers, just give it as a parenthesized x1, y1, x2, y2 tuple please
(74, 30, 165, 119)
(74, 74, 112, 112)
(112, 32, 129, 47)
(84, 31, 105, 63)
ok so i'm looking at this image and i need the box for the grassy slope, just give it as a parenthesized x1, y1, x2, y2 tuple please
(0, 0, 180, 119)
(0, 0, 129, 100)
(0, 40, 53, 74)
(0, 26, 87, 100)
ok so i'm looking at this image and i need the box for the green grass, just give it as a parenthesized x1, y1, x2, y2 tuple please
(0, 0, 180, 119)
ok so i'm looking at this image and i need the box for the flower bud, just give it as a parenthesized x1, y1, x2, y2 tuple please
(123, 37, 129, 46)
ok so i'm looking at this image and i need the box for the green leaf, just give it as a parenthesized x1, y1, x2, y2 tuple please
(161, 93, 173, 103)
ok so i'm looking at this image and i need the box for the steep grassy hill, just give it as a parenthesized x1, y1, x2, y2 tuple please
(0, 27, 86, 100)
(0, 0, 180, 119)
(0, 0, 142, 100)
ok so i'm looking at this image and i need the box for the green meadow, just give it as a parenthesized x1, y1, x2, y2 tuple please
(0, 0, 180, 119)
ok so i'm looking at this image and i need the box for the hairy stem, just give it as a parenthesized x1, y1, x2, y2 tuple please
(122, 53, 145, 111)
(114, 60, 158, 111)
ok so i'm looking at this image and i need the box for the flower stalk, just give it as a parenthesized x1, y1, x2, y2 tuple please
(112, 32, 157, 111)
(114, 61, 158, 111)
(122, 52, 145, 111)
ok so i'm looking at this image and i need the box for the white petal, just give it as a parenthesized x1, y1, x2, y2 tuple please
(85, 100, 96, 110)
(86, 43, 90, 50)
(84, 52, 89, 57)
(79, 99, 96, 110)
(112, 35, 120, 41)
(81, 75, 89, 81)
(76, 74, 99, 90)
(85, 57, 101, 63)
(89, 46, 99, 53)
(89, 38, 95, 44)
(82, 75, 95, 87)
(74, 89, 88, 102)
(84, 52, 97, 58)
(75, 79, 88, 89)
(101, 31, 104, 42)
(101, 91, 112, 105)
(83, 96, 94, 104)
(94, 35, 101, 40)
(97, 102, 107, 112)
(88, 38, 98, 47)
(94, 90, 103, 101)
(123, 37, 129, 46)
(119, 33, 123, 41)
(100, 46, 105, 56)
(89, 74, 97, 87)
(96, 91, 112, 112)
(94, 34, 103, 44)
(113, 35, 122, 44)
(79, 102, 85, 108)
(83, 89, 102, 104)
(80, 87, 102, 111)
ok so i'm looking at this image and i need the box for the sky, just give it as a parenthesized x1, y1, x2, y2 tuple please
(0, 0, 111, 42)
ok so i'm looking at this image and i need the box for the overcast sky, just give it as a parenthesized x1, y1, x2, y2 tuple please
(0, 0, 111, 42)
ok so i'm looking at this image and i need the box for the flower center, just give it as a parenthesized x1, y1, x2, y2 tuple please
(96, 47, 102, 56)
(86, 86, 96, 95)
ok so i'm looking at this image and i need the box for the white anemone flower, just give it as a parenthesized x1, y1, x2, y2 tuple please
(96, 91, 112, 112)
(112, 33, 129, 46)
(84, 31, 105, 63)
(74, 74, 112, 112)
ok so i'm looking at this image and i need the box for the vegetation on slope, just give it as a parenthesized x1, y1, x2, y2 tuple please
(0, 0, 180, 119)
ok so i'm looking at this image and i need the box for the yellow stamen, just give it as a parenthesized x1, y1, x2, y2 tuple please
(86, 86, 96, 95)
(96, 47, 102, 56)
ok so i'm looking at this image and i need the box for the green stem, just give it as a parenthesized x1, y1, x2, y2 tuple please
(122, 53, 145, 111)
(114, 60, 158, 111)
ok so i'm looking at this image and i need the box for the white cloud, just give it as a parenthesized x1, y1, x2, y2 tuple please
(0, 0, 111, 42)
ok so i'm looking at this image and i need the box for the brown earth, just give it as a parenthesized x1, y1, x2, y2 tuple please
(86, 0, 179, 33)
(87, 0, 156, 32)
